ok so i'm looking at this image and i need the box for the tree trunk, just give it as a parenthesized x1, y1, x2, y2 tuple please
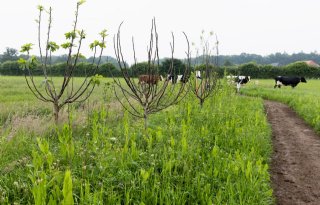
(144, 108, 148, 130)
(200, 99, 204, 108)
(54, 102, 60, 124)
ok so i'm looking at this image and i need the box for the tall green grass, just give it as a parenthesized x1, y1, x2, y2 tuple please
(241, 79, 320, 133)
(0, 77, 274, 204)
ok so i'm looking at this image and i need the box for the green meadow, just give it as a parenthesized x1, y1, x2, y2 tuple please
(241, 79, 320, 133)
(0, 76, 273, 204)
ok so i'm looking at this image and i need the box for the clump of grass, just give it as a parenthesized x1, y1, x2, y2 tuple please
(0, 132, 35, 204)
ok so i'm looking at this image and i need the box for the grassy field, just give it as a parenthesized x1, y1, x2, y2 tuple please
(0, 76, 273, 204)
(241, 79, 320, 133)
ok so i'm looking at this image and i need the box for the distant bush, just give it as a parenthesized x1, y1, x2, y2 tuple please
(0, 61, 23, 75)
(160, 58, 186, 75)
(130, 62, 159, 77)
(0, 61, 120, 77)
(99, 62, 120, 77)
(283, 61, 320, 78)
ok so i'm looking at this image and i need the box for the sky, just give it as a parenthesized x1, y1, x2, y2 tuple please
(1, 0, 320, 64)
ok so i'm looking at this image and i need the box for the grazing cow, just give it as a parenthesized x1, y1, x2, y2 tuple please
(166, 74, 176, 83)
(196, 70, 201, 79)
(235, 76, 251, 92)
(274, 76, 307, 88)
(177, 75, 183, 82)
(177, 74, 189, 83)
(235, 76, 251, 84)
(166, 74, 189, 84)
(138, 75, 163, 85)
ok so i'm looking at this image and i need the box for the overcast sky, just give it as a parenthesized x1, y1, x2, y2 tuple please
(1, 0, 319, 63)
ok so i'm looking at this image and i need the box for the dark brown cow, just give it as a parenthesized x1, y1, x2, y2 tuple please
(138, 75, 163, 85)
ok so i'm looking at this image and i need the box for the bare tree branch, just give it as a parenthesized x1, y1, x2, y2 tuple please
(112, 18, 191, 130)
(189, 31, 220, 107)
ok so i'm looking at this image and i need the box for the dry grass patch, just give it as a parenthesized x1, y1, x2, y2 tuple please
(5, 114, 53, 140)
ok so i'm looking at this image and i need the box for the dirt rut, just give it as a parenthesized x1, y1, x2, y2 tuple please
(264, 100, 320, 205)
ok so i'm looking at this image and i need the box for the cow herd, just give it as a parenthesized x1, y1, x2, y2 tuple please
(138, 74, 190, 85)
(137, 73, 307, 91)
(226, 74, 307, 91)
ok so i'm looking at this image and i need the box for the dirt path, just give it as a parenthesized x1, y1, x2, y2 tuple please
(264, 100, 320, 205)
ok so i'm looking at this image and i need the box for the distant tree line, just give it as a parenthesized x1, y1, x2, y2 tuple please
(216, 52, 320, 66)
(1, 59, 320, 79)
(0, 47, 122, 76)
(216, 62, 320, 79)
(0, 61, 120, 77)
(0, 58, 186, 77)
(1, 47, 320, 78)
(0, 47, 120, 64)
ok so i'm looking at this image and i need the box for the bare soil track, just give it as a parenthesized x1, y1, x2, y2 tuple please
(264, 100, 320, 205)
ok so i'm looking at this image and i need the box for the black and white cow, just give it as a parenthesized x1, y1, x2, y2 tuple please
(235, 76, 251, 92)
(177, 74, 189, 83)
(274, 76, 307, 88)
(166, 74, 189, 84)
(235, 76, 251, 85)
(166, 74, 175, 83)
(196, 70, 201, 79)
